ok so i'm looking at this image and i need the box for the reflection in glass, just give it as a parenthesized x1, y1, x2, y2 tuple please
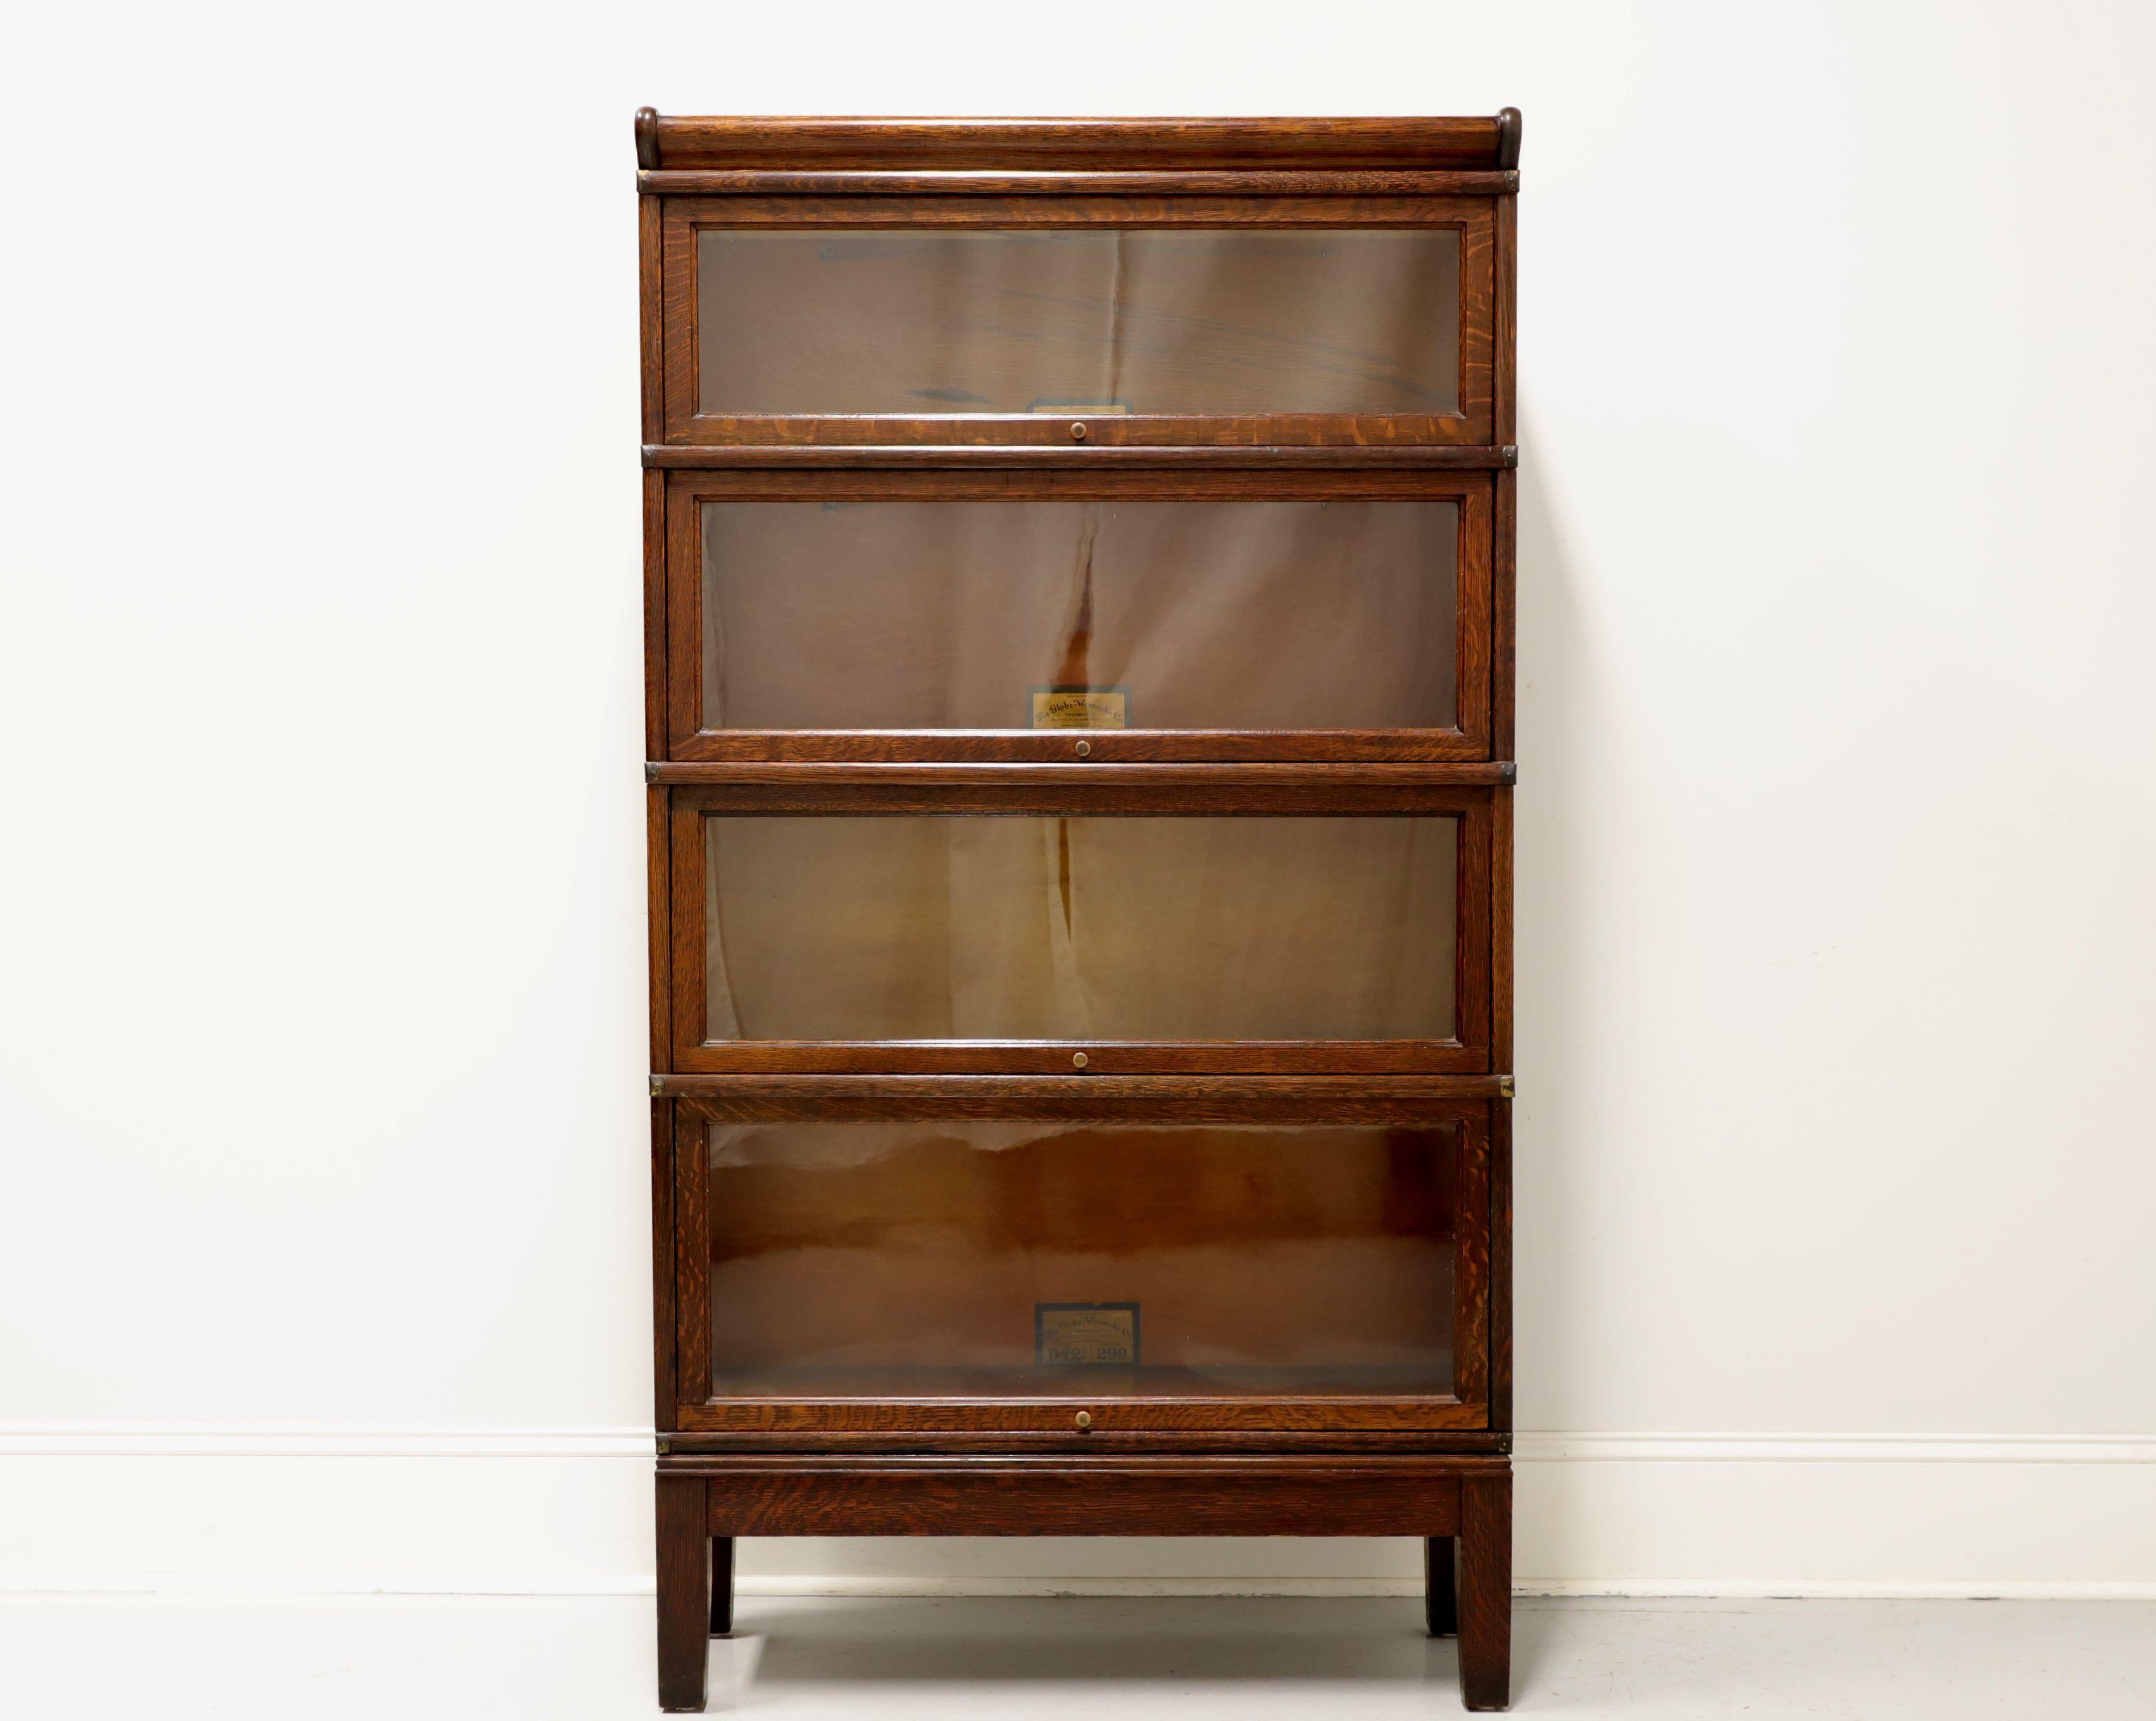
(702, 501, 1458, 732)
(698, 228, 1462, 417)
(708, 1120, 1458, 1397)
(705, 817, 1457, 1043)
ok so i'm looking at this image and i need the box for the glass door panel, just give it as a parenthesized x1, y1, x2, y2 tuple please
(705, 1120, 1459, 1398)
(704, 815, 1457, 1043)
(698, 228, 1462, 418)
(701, 499, 1458, 733)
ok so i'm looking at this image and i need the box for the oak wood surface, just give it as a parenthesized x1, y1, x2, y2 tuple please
(661, 762, 1503, 805)
(1490, 1103, 1514, 1432)
(639, 107, 1519, 1712)
(644, 115, 1515, 172)
(654, 1474, 708, 1712)
(641, 169, 1520, 197)
(649, 1098, 676, 1428)
(644, 443, 1518, 468)
(661, 1429, 1512, 1455)
(674, 1399, 1486, 1436)
(1461, 1470, 1514, 1709)
(701, 1461, 1466, 1537)
(656, 1075, 1505, 1118)
(672, 1108, 712, 1407)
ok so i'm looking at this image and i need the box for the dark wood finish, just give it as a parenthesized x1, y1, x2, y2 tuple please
(1427, 1536, 1460, 1636)
(1494, 110, 1522, 173)
(654, 759, 1515, 782)
(642, 168, 1520, 197)
(643, 785, 670, 1072)
(1460, 1470, 1514, 1710)
(644, 115, 1515, 172)
(654, 1474, 709, 1712)
(1493, 192, 1518, 447)
(646, 443, 1517, 468)
(672, 1107, 711, 1408)
(664, 1429, 1514, 1455)
(708, 1536, 734, 1636)
(663, 762, 1503, 803)
(656, 1074, 1506, 1119)
(1489, 1103, 1515, 1434)
(641, 110, 1517, 1711)
(649, 1098, 676, 1428)
(689, 1455, 1494, 1536)
(679, 1399, 1485, 1436)
(1492, 470, 1517, 763)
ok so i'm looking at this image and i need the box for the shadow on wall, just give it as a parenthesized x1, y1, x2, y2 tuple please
(1509, 411, 1610, 1460)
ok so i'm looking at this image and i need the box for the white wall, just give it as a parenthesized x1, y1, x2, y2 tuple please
(4, 0, 2155, 1611)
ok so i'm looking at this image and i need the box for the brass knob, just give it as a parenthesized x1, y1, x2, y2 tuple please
(1070, 421, 1087, 441)
(1075, 739, 1091, 757)
(1075, 1411, 1093, 1430)
(1072, 1051, 1088, 1069)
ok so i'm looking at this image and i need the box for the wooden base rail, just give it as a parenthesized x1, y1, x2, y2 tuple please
(655, 1458, 1512, 1711)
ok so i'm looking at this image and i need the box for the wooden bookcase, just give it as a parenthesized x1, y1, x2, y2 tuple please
(638, 110, 1520, 1712)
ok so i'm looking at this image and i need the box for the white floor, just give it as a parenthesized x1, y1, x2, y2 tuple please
(3, 1594, 2153, 1718)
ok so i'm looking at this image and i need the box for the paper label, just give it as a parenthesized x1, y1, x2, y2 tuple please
(1036, 1303, 1140, 1367)
(1031, 686, 1130, 730)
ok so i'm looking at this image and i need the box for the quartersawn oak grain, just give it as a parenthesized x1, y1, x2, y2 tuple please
(639, 108, 1519, 1712)
(644, 115, 1515, 172)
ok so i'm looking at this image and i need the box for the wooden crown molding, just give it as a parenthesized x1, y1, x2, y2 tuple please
(632, 110, 1524, 173)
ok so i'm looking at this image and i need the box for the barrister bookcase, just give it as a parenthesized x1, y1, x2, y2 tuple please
(638, 108, 1520, 1711)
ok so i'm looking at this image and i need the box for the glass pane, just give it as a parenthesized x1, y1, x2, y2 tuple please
(702, 501, 1457, 732)
(705, 816, 1455, 1041)
(698, 229, 1461, 417)
(708, 1120, 1458, 1398)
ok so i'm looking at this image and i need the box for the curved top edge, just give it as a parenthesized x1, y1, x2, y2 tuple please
(636, 113, 1522, 172)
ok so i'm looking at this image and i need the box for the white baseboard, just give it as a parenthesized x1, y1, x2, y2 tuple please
(2, 1428, 2152, 1601)
(1513, 1432, 2156, 1466)
(0, 1429, 655, 1458)
(7, 1426, 2149, 1465)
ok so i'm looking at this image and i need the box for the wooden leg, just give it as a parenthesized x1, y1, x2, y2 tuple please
(1458, 1470, 1513, 1710)
(656, 1474, 710, 1712)
(710, 1534, 734, 1636)
(1425, 1536, 1458, 1636)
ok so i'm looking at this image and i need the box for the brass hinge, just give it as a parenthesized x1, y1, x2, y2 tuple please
(1499, 1075, 1516, 1099)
